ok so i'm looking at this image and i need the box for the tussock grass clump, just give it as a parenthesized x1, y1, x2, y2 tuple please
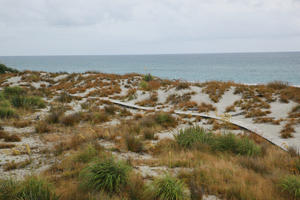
(0, 179, 19, 200)
(46, 107, 65, 124)
(0, 131, 20, 142)
(1, 86, 45, 110)
(175, 127, 260, 156)
(35, 121, 51, 133)
(144, 73, 153, 82)
(0, 107, 16, 119)
(18, 176, 59, 200)
(3, 134, 21, 142)
(143, 128, 157, 140)
(60, 112, 81, 126)
(125, 134, 144, 153)
(213, 133, 261, 156)
(11, 96, 45, 109)
(154, 112, 177, 128)
(79, 158, 131, 194)
(280, 122, 295, 138)
(239, 157, 269, 174)
(13, 120, 32, 128)
(3, 86, 25, 97)
(3, 159, 31, 171)
(0, 177, 59, 200)
(176, 82, 190, 90)
(0, 143, 15, 149)
(175, 126, 213, 149)
(280, 175, 300, 199)
(82, 111, 109, 124)
(126, 173, 146, 200)
(104, 105, 117, 115)
(267, 81, 289, 90)
(57, 91, 73, 103)
(147, 175, 188, 200)
(73, 144, 98, 163)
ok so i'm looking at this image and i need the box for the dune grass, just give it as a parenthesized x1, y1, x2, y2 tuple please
(0, 177, 59, 200)
(175, 126, 261, 156)
(147, 175, 188, 200)
(79, 158, 131, 194)
(280, 175, 300, 199)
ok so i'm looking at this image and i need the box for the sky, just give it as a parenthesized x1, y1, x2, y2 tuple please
(0, 0, 300, 56)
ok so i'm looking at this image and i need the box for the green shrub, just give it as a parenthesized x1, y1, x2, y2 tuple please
(0, 107, 16, 118)
(0, 100, 10, 107)
(154, 112, 177, 128)
(280, 175, 300, 199)
(74, 144, 98, 163)
(18, 177, 59, 200)
(175, 126, 213, 149)
(0, 63, 18, 74)
(125, 134, 144, 153)
(4, 86, 25, 97)
(11, 96, 45, 109)
(148, 175, 188, 200)
(0, 179, 19, 200)
(139, 81, 148, 90)
(213, 133, 261, 156)
(79, 158, 131, 194)
(144, 73, 153, 82)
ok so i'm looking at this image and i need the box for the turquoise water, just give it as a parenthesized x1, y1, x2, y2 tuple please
(0, 52, 300, 85)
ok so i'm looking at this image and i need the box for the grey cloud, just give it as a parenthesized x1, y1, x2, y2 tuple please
(0, 0, 299, 55)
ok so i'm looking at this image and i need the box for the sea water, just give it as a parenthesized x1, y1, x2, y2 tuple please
(1, 52, 300, 85)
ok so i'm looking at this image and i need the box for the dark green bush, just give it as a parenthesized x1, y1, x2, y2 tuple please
(175, 126, 213, 149)
(4, 86, 25, 97)
(0, 179, 19, 200)
(0, 63, 18, 74)
(79, 158, 131, 194)
(144, 73, 153, 82)
(18, 177, 59, 200)
(0, 107, 16, 118)
(213, 133, 261, 156)
(11, 96, 45, 109)
(148, 175, 188, 200)
(280, 175, 300, 199)
(0, 177, 59, 200)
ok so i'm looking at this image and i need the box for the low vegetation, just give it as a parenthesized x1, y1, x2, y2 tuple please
(0, 71, 299, 200)
(79, 158, 131, 194)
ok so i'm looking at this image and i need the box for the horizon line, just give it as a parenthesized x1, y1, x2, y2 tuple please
(1, 50, 300, 57)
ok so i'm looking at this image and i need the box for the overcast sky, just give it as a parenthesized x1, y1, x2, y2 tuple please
(0, 0, 300, 56)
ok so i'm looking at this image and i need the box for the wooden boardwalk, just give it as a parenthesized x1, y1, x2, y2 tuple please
(102, 98, 289, 151)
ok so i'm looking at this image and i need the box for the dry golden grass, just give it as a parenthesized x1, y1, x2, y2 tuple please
(198, 102, 216, 113)
(253, 117, 281, 125)
(245, 109, 271, 118)
(12, 120, 32, 128)
(136, 92, 158, 107)
(202, 81, 233, 103)
(280, 121, 296, 138)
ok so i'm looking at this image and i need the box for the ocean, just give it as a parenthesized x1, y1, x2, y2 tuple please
(0, 52, 300, 85)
